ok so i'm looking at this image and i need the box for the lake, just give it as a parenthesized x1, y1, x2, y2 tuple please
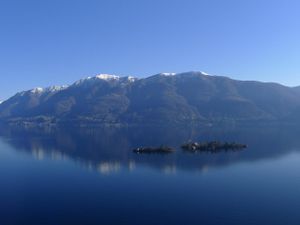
(1, 124, 300, 225)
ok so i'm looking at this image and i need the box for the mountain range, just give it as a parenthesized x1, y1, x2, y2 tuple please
(1, 71, 300, 126)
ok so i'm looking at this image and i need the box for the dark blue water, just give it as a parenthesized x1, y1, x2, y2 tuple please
(1, 124, 300, 225)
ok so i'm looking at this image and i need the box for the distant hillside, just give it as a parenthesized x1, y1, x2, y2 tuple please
(1, 72, 300, 126)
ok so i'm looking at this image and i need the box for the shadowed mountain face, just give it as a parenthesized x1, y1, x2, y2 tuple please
(1, 72, 300, 125)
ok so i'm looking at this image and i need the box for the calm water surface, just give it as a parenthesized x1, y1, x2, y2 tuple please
(1, 124, 300, 225)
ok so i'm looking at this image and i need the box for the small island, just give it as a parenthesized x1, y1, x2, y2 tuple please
(133, 146, 175, 154)
(181, 141, 247, 152)
(133, 142, 247, 154)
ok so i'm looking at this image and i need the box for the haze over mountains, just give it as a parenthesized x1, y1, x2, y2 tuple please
(1, 71, 300, 126)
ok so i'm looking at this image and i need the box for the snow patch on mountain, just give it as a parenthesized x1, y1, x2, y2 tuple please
(121, 76, 138, 82)
(30, 85, 68, 94)
(30, 87, 44, 94)
(200, 71, 210, 76)
(46, 85, 69, 92)
(95, 74, 120, 81)
(160, 72, 177, 76)
(95, 74, 138, 82)
(15, 85, 69, 96)
(73, 74, 138, 86)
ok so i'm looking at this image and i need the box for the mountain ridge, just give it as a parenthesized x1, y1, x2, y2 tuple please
(1, 71, 300, 126)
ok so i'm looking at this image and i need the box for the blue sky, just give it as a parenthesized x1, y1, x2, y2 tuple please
(1, 0, 300, 100)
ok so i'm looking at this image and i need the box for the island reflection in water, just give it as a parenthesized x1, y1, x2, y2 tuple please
(1, 123, 300, 174)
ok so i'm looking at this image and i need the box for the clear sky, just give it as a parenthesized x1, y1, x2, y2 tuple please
(1, 0, 300, 100)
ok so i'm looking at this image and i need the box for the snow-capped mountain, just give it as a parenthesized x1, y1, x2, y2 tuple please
(21, 85, 69, 95)
(1, 71, 300, 125)
(73, 74, 138, 86)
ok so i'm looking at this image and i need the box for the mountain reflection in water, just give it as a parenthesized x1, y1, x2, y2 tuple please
(1, 123, 300, 174)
